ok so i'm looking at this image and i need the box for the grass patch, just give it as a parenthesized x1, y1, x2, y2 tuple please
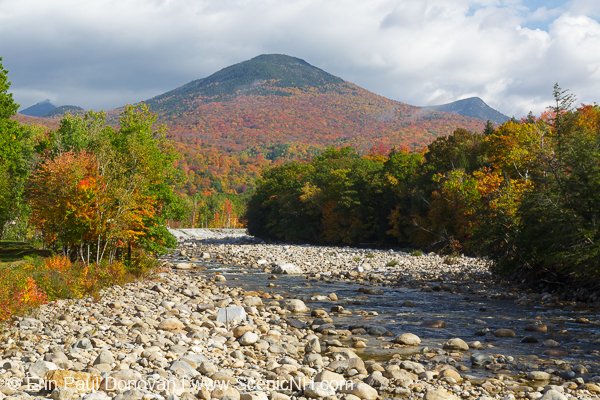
(365, 253, 375, 258)
(0, 241, 52, 263)
(386, 260, 399, 267)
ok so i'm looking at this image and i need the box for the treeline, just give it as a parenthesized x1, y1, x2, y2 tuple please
(247, 86, 600, 283)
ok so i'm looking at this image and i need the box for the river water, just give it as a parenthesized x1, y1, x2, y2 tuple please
(170, 259, 600, 374)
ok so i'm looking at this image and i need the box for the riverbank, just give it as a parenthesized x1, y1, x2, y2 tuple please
(166, 229, 600, 309)
(1, 229, 599, 400)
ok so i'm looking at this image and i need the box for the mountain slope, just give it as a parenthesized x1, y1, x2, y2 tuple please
(43, 105, 85, 118)
(425, 97, 509, 125)
(11, 113, 59, 130)
(137, 54, 487, 195)
(20, 99, 57, 117)
(149, 54, 343, 109)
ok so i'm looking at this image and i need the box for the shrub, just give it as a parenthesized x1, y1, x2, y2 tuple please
(0, 262, 47, 321)
(443, 253, 460, 265)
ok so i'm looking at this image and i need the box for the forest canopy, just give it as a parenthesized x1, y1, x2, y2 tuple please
(246, 87, 600, 285)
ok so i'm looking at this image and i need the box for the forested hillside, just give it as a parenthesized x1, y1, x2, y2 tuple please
(140, 54, 486, 196)
(247, 87, 600, 285)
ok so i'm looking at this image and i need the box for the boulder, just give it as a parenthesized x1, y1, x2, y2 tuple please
(494, 329, 515, 337)
(158, 318, 184, 331)
(424, 388, 459, 400)
(273, 263, 303, 274)
(539, 390, 567, 400)
(443, 338, 469, 351)
(304, 382, 335, 399)
(339, 382, 378, 400)
(45, 370, 101, 393)
(392, 333, 421, 346)
(314, 370, 346, 389)
(282, 299, 309, 313)
(217, 306, 247, 323)
(239, 331, 259, 346)
(421, 320, 446, 328)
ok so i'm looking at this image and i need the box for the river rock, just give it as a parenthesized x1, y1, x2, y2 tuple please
(99, 370, 142, 392)
(175, 262, 193, 270)
(45, 370, 101, 393)
(212, 387, 240, 400)
(170, 360, 199, 378)
(282, 299, 309, 313)
(339, 382, 378, 400)
(422, 320, 446, 328)
(368, 326, 387, 335)
(158, 318, 184, 331)
(364, 371, 389, 388)
(51, 387, 77, 400)
(314, 370, 346, 389)
(273, 263, 303, 274)
(423, 388, 459, 400)
(539, 390, 567, 400)
(29, 360, 58, 377)
(471, 353, 493, 366)
(525, 324, 547, 332)
(543, 339, 560, 347)
(74, 338, 93, 350)
(393, 333, 421, 345)
(439, 368, 462, 383)
(233, 325, 253, 338)
(217, 306, 247, 323)
(305, 338, 321, 353)
(240, 392, 269, 400)
(199, 362, 218, 375)
(239, 331, 259, 346)
(494, 328, 516, 337)
(443, 338, 469, 351)
(528, 371, 551, 381)
(243, 296, 263, 307)
(93, 350, 115, 365)
(581, 383, 600, 394)
(304, 382, 335, 398)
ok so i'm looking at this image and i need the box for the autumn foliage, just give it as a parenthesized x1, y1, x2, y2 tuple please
(247, 92, 600, 285)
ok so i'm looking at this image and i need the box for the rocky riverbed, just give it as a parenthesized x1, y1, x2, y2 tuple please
(2, 229, 599, 400)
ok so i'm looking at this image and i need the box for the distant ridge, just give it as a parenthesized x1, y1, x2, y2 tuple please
(20, 99, 57, 117)
(43, 105, 85, 118)
(425, 97, 509, 125)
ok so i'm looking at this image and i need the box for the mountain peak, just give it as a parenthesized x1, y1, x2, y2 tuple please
(20, 99, 57, 117)
(147, 54, 343, 109)
(425, 97, 509, 125)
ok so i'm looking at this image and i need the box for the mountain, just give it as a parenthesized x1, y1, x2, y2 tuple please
(425, 97, 509, 125)
(138, 54, 487, 195)
(148, 54, 344, 109)
(20, 99, 57, 117)
(11, 113, 59, 131)
(42, 105, 85, 118)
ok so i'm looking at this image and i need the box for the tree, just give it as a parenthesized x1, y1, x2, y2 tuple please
(483, 120, 495, 136)
(0, 57, 26, 238)
(28, 104, 184, 259)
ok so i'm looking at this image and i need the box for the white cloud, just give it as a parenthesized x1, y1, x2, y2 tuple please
(0, 0, 598, 118)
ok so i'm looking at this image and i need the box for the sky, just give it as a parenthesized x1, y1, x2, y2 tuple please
(1, 0, 599, 119)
